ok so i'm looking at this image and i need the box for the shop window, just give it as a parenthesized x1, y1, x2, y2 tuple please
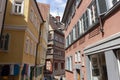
(115, 49, 120, 75)
(90, 54, 108, 80)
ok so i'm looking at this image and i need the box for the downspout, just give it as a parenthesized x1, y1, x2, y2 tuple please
(98, 14, 105, 37)
(35, 21, 46, 78)
(0, 0, 8, 46)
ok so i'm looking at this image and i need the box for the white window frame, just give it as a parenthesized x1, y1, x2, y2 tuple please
(0, 0, 3, 12)
(12, 0, 24, 15)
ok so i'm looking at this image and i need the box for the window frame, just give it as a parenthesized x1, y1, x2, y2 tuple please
(12, 0, 24, 15)
(0, 34, 10, 51)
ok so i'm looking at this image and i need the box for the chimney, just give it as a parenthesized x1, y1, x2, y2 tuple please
(56, 16, 60, 22)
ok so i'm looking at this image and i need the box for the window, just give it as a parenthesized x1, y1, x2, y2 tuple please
(61, 63, 64, 69)
(55, 62, 58, 70)
(87, 1, 98, 26)
(96, 0, 120, 14)
(96, 0, 107, 14)
(106, 0, 120, 9)
(66, 56, 73, 71)
(78, 20, 82, 35)
(71, 2, 76, 17)
(75, 24, 79, 39)
(12, 0, 24, 14)
(25, 36, 29, 53)
(75, 52, 78, 62)
(73, 27, 76, 41)
(30, 8, 34, 22)
(0, 0, 3, 12)
(0, 34, 10, 50)
(76, 0, 81, 7)
(69, 34, 71, 45)
(83, 11, 89, 31)
(75, 51, 81, 63)
(78, 51, 81, 62)
(115, 49, 120, 75)
(71, 30, 73, 43)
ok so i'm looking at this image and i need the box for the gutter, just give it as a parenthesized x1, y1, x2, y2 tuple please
(35, 21, 45, 67)
(0, 0, 8, 44)
(35, 21, 46, 78)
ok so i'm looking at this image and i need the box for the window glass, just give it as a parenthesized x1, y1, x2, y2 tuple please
(0, 34, 9, 50)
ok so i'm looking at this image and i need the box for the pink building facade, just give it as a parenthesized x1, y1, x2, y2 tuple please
(62, 0, 120, 80)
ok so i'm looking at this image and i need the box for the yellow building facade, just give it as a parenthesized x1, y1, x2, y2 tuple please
(0, 0, 48, 80)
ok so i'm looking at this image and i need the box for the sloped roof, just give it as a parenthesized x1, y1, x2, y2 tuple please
(37, 2, 50, 21)
(49, 15, 64, 35)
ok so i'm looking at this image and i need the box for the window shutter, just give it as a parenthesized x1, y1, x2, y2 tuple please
(12, 0, 15, 13)
(21, 1, 24, 14)
(96, 0, 107, 14)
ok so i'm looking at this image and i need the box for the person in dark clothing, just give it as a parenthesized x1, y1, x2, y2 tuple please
(60, 76, 62, 80)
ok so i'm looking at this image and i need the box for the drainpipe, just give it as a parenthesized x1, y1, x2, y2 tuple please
(35, 21, 46, 78)
(98, 13, 105, 37)
(0, 0, 8, 46)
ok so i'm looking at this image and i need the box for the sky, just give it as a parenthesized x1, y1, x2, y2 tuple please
(37, 0, 67, 20)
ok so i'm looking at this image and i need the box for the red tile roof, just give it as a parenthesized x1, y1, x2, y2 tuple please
(37, 2, 50, 21)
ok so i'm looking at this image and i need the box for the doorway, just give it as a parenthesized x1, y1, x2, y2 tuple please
(76, 69, 81, 80)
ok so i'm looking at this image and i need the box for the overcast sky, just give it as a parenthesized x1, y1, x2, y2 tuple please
(37, 0, 67, 20)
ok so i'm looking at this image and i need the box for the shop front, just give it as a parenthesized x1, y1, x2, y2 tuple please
(84, 33, 120, 80)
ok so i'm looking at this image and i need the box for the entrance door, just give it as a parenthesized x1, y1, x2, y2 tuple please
(76, 69, 81, 80)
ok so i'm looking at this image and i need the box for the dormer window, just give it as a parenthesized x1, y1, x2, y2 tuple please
(12, 0, 24, 15)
